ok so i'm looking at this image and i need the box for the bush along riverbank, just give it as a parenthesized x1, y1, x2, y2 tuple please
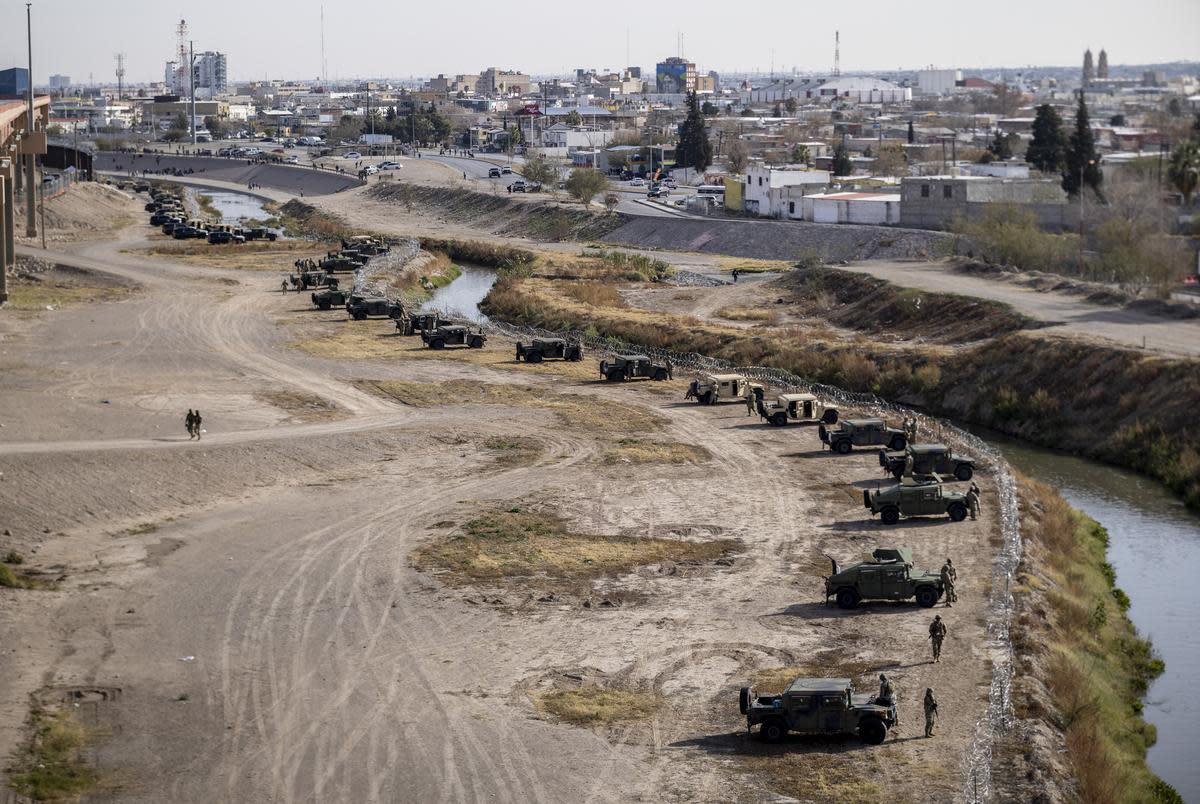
(995, 476, 1178, 804)
(480, 273, 1200, 513)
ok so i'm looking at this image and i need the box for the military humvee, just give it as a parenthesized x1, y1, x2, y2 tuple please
(823, 547, 945, 608)
(599, 355, 670, 382)
(740, 676, 896, 744)
(320, 253, 366, 272)
(347, 295, 404, 320)
(515, 338, 583, 363)
(879, 443, 976, 482)
(311, 287, 349, 310)
(299, 270, 337, 290)
(864, 481, 969, 524)
(819, 418, 907, 454)
(395, 311, 446, 336)
(422, 324, 486, 349)
(689, 373, 763, 405)
(758, 393, 839, 427)
(345, 235, 389, 255)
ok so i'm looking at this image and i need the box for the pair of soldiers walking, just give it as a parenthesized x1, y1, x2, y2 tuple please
(184, 409, 203, 440)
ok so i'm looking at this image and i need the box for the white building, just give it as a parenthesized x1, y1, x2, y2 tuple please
(816, 77, 911, 104)
(539, 123, 613, 150)
(916, 69, 962, 96)
(798, 191, 901, 224)
(194, 52, 228, 94)
(743, 164, 831, 217)
(48, 74, 70, 90)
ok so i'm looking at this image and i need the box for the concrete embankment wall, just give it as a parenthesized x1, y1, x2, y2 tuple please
(93, 153, 362, 197)
(601, 215, 952, 262)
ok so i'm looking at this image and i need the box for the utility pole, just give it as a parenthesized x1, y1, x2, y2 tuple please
(25, 2, 38, 237)
(189, 41, 197, 145)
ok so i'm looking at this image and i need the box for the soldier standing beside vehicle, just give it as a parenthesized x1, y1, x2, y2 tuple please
(924, 688, 938, 737)
(745, 387, 756, 416)
(929, 614, 947, 663)
(877, 674, 898, 727)
(940, 559, 957, 607)
(966, 482, 981, 521)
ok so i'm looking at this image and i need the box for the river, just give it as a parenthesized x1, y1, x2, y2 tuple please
(421, 263, 496, 322)
(186, 188, 281, 235)
(987, 434, 1199, 799)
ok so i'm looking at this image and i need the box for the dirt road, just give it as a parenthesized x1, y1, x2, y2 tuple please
(2, 204, 1000, 802)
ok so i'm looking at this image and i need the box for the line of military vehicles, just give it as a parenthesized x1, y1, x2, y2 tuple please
(143, 186, 278, 244)
(290, 237, 982, 748)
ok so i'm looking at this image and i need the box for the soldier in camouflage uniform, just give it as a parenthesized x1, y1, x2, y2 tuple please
(929, 614, 947, 663)
(966, 482, 981, 521)
(940, 558, 957, 607)
(923, 688, 938, 737)
(876, 673, 898, 727)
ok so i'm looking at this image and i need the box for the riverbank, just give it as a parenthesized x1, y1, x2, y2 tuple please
(996, 476, 1178, 804)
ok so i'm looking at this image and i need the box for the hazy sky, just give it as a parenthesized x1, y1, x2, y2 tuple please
(1, 0, 1197, 85)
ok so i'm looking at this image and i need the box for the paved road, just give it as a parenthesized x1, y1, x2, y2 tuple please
(843, 259, 1200, 358)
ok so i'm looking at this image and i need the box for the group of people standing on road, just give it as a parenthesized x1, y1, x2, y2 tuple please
(184, 409, 204, 440)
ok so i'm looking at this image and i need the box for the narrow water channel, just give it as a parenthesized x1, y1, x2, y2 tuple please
(421, 264, 496, 322)
(986, 434, 1199, 799)
(186, 188, 280, 234)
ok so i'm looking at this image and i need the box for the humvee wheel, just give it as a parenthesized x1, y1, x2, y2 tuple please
(858, 717, 887, 745)
(319, 301, 331, 310)
(525, 351, 542, 363)
(739, 687, 752, 715)
(834, 440, 852, 455)
(835, 588, 861, 610)
(889, 436, 907, 452)
(353, 311, 367, 320)
(430, 338, 445, 350)
(605, 371, 622, 382)
(654, 368, 669, 381)
(822, 409, 839, 424)
(699, 391, 714, 405)
(947, 502, 967, 522)
(469, 336, 485, 348)
(880, 506, 900, 525)
(769, 412, 788, 427)
(915, 586, 939, 608)
(760, 717, 788, 744)
(568, 349, 582, 362)
(954, 464, 974, 482)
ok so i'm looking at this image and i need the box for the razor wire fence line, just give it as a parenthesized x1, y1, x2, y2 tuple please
(353, 239, 422, 300)
(473, 314, 1020, 801)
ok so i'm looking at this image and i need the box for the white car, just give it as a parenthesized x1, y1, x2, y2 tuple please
(285, 155, 300, 164)
(379, 161, 402, 170)
(362, 165, 379, 175)
(500, 166, 514, 175)
(343, 151, 362, 159)
(629, 177, 646, 187)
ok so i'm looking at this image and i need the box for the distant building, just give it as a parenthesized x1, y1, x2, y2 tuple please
(742, 164, 831, 217)
(164, 60, 179, 93)
(900, 175, 1073, 231)
(478, 68, 530, 96)
(656, 57, 696, 93)
(817, 76, 910, 104)
(1097, 48, 1109, 79)
(798, 191, 901, 224)
(48, 74, 70, 90)
(916, 69, 962, 96)
(193, 52, 228, 94)
(1083, 49, 1095, 86)
(0, 67, 30, 97)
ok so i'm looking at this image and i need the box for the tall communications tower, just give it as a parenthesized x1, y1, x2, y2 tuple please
(175, 18, 189, 94)
(834, 31, 841, 77)
(320, 6, 327, 85)
(114, 52, 126, 99)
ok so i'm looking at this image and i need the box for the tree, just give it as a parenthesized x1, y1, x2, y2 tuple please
(831, 143, 853, 176)
(1168, 140, 1200, 204)
(773, 101, 783, 118)
(676, 91, 713, 173)
(1063, 94, 1102, 198)
(1109, 113, 1125, 127)
(564, 168, 607, 204)
(1026, 104, 1065, 175)
(203, 115, 227, 139)
(907, 120, 915, 144)
(986, 130, 1018, 161)
(701, 100, 718, 116)
(385, 105, 397, 122)
(726, 139, 749, 174)
(565, 109, 582, 127)
(791, 144, 810, 165)
(603, 192, 620, 214)
(784, 97, 798, 114)
(328, 114, 364, 145)
(523, 156, 557, 188)
(871, 142, 908, 177)
(1167, 97, 1183, 117)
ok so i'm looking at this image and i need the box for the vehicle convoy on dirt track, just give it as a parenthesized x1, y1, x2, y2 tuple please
(740, 677, 897, 744)
(758, 392, 839, 426)
(864, 481, 969, 524)
(688, 373, 762, 404)
(311, 287, 349, 309)
(880, 443, 976, 482)
(395, 311, 448, 335)
(599, 354, 670, 381)
(422, 324, 487, 349)
(515, 338, 583, 363)
(823, 547, 946, 608)
(819, 417, 907, 454)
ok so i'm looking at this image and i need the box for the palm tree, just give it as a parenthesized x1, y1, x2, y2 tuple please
(1168, 140, 1200, 204)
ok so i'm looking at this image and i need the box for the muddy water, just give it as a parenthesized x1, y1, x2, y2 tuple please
(187, 189, 279, 232)
(421, 264, 496, 322)
(985, 434, 1199, 799)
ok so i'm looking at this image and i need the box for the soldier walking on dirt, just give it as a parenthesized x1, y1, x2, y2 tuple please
(929, 614, 947, 663)
(966, 482, 981, 521)
(281, 277, 289, 293)
(192, 410, 203, 440)
(745, 388, 756, 416)
(923, 688, 938, 737)
(940, 559, 957, 606)
(185, 409, 196, 439)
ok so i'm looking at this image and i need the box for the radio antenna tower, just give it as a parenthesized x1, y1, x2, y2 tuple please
(115, 52, 126, 100)
(320, 6, 328, 84)
(833, 31, 841, 77)
(175, 18, 189, 94)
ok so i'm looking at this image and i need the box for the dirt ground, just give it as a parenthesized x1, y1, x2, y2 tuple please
(0, 191, 1003, 803)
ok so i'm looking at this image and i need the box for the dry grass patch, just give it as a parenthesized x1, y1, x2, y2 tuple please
(739, 755, 884, 804)
(536, 688, 661, 726)
(411, 508, 738, 584)
(8, 707, 102, 800)
(716, 306, 781, 324)
(355, 379, 664, 433)
(6, 279, 133, 311)
(484, 435, 542, 467)
(136, 239, 332, 271)
(255, 389, 345, 423)
(562, 281, 627, 308)
(602, 438, 710, 465)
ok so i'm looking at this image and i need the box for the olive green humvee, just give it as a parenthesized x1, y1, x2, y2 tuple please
(823, 547, 945, 608)
(740, 676, 896, 744)
(864, 481, 969, 524)
(819, 418, 907, 454)
(879, 443, 976, 482)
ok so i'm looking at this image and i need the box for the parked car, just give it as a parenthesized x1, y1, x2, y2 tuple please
(509, 180, 527, 192)
(629, 177, 646, 187)
(362, 165, 379, 175)
(500, 166, 514, 175)
(284, 155, 300, 164)
(343, 151, 362, 159)
(379, 161, 402, 170)
(208, 230, 244, 245)
(488, 167, 502, 178)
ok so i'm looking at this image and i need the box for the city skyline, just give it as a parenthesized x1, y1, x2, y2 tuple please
(0, 0, 1197, 87)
